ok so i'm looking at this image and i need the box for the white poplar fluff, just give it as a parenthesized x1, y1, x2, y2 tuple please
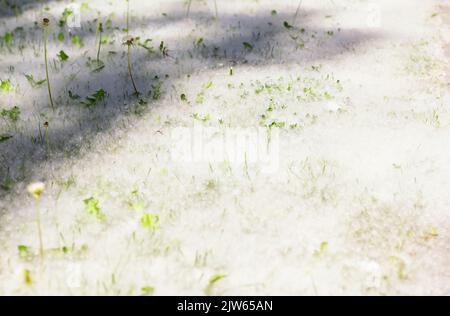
(0, 0, 448, 295)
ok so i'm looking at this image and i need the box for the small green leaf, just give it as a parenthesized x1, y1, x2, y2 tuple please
(68, 90, 80, 100)
(0, 134, 13, 143)
(80, 89, 106, 108)
(100, 35, 109, 44)
(1, 79, 12, 92)
(203, 81, 213, 90)
(141, 287, 155, 296)
(24, 269, 33, 286)
(204, 274, 226, 295)
(283, 21, 293, 29)
(25, 74, 46, 88)
(62, 8, 74, 19)
(57, 50, 69, 61)
(209, 274, 226, 284)
(71, 35, 82, 46)
(314, 241, 328, 257)
(4, 32, 12, 46)
(140, 213, 160, 232)
(243, 42, 253, 51)
(58, 32, 65, 42)
(180, 93, 187, 102)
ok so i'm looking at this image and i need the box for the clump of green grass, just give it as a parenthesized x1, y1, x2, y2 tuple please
(314, 241, 328, 258)
(42, 18, 55, 110)
(1, 106, 20, 123)
(57, 50, 69, 62)
(192, 113, 210, 122)
(59, 7, 74, 27)
(0, 134, 13, 143)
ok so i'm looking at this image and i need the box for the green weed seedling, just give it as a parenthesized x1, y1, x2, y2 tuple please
(1, 106, 20, 123)
(81, 89, 106, 108)
(132, 99, 148, 116)
(83, 197, 107, 220)
(243, 42, 253, 51)
(140, 213, 160, 233)
(18, 245, 33, 260)
(86, 57, 105, 73)
(25, 74, 46, 88)
(1, 79, 13, 92)
(137, 38, 155, 54)
(68, 90, 81, 100)
(127, 190, 146, 210)
(314, 241, 328, 258)
(71, 35, 82, 47)
(59, 7, 74, 27)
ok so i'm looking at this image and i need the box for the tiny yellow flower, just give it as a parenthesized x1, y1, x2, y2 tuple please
(27, 182, 45, 199)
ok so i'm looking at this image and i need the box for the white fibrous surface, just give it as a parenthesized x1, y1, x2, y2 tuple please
(0, 0, 449, 295)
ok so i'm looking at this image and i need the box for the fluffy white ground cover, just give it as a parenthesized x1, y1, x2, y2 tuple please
(0, 0, 449, 295)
